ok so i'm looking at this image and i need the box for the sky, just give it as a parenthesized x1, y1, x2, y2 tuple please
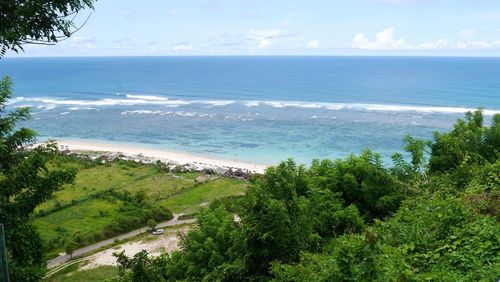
(8, 0, 500, 57)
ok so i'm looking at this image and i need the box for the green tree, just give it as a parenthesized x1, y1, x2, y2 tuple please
(166, 201, 244, 281)
(241, 160, 317, 277)
(64, 239, 78, 260)
(428, 110, 500, 190)
(0, 0, 95, 56)
(147, 219, 157, 232)
(429, 110, 498, 173)
(115, 250, 170, 282)
(0, 77, 76, 281)
(403, 134, 430, 173)
(483, 114, 500, 157)
(309, 150, 403, 220)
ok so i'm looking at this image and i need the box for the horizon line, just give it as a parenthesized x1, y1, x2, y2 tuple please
(4, 54, 500, 59)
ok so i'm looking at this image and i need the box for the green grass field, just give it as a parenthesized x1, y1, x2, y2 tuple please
(44, 265, 118, 282)
(158, 177, 247, 214)
(32, 156, 248, 257)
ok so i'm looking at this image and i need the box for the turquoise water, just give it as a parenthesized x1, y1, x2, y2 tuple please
(1, 56, 499, 165)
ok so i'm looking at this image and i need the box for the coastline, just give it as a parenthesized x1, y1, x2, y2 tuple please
(51, 139, 269, 174)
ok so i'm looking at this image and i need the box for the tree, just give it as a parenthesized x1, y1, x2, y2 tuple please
(428, 110, 500, 189)
(1, 2, 97, 278)
(165, 201, 244, 281)
(429, 110, 494, 173)
(308, 150, 404, 220)
(64, 239, 78, 260)
(241, 160, 317, 277)
(115, 250, 170, 282)
(0, 77, 76, 281)
(147, 219, 157, 232)
(0, 0, 95, 57)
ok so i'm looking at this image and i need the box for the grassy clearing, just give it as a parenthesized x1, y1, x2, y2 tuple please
(33, 199, 121, 247)
(159, 178, 247, 214)
(37, 160, 195, 213)
(32, 156, 248, 256)
(44, 265, 118, 282)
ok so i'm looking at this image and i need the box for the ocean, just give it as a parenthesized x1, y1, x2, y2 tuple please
(1, 56, 499, 165)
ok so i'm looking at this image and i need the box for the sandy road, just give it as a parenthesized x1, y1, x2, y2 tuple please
(47, 215, 196, 269)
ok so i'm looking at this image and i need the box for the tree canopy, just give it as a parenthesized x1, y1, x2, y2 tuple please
(0, 0, 95, 57)
(0, 2, 96, 279)
(0, 77, 76, 281)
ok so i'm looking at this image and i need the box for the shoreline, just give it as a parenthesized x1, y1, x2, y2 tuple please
(50, 139, 269, 174)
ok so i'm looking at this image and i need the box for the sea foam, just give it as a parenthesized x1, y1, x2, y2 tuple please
(259, 100, 499, 115)
(8, 96, 500, 116)
(125, 94, 170, 101)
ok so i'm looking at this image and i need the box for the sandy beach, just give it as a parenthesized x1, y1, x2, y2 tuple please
(53, 139, 269, 174)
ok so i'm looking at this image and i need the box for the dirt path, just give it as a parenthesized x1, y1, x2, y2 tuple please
(81, 225, 189, 270)
(47, 215, 196, 269)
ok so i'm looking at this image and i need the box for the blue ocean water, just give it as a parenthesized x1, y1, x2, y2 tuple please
(1, 56, 499, 165)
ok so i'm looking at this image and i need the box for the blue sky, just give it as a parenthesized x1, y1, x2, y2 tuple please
(10, 0, 500, 57)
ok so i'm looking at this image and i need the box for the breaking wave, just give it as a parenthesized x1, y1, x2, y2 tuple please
(7, 95, 499, 116)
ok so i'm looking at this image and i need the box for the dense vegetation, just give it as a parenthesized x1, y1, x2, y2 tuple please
(115, 110, 499, 281)
(0, 77, 78, 281)
(1, 2, 100, 279)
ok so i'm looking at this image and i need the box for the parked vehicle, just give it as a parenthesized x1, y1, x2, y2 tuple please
(152, 228, 164, 235)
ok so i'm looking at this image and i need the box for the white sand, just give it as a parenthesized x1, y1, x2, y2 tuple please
(54, 139, 268, 173)
(81, 226, 189, 270)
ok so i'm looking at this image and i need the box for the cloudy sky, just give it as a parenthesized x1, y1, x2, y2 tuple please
(9, 0, 500, 57)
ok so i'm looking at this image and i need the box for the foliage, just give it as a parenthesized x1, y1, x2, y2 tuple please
(114, 250, 169, 282)
(272, 195, 500, 281)
(308, 150, 404, 221)
(165, 201, 244, 281)
(0, 77, 76, 281)
(0, 0, 95, 56)
(147, 219, 157, 231)
(239, 161, 315, 277)
(115, 110, 500, 281)
(429, 110, 498, 174)
(64, 239, 78, 259)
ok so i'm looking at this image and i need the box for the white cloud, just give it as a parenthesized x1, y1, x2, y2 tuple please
(456, 41, 491, 49)
(172, 43, 194, 51)
(71, 36, 95, 49)
(352, 28, 500, 51)
(249, 29, 282, 49)
(459, 29, 476, 38)
(72, 36, 92, 44)
(352, 27, 405, 50)
(307, 40, 320, 49)
(413, 38, 449, 50)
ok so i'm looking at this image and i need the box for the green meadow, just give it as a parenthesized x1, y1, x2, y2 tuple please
(32, 155, 248, 257)
(44, 265, 118, 282)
